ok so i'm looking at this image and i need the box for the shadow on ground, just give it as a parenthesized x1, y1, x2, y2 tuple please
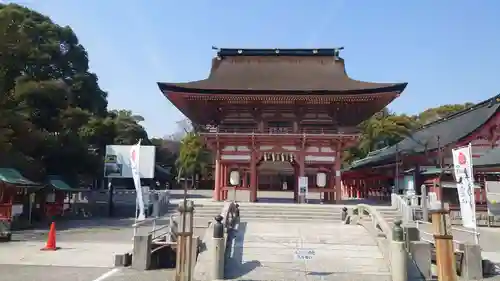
(224, 222, 262, 279)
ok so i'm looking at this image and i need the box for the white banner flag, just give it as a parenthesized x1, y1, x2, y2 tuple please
(451, 143, 476, 229)
(131, 140, 145, 221)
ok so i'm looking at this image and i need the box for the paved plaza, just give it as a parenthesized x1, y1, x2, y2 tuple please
(225, 220, 391, 281)
(5, 190, 500, 281)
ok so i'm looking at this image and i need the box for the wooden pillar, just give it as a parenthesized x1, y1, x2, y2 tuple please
(293, 165, 299, 202)
(321, 168, 328, 202)
(342, 179, 347, 198)
(250, 152, 257, 202)
(334, 142, 342, 203)
(242, 170, 248, 188)
(355, 179, 359, 198)
(361, 179, 366, 198)
(222, 164, 229, 200)
(214, 151, 221, 201)
(329, 171, 335, 202)
(298, 152, 305, 176)
(298, 152, 305, 203)
(358, 179, 363, 198)
(349, 180, 354, 198)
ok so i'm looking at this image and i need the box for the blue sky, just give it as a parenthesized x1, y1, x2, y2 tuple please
(6, 0, 500, 137)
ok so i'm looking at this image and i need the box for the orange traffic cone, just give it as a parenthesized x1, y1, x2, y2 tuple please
(41, 222, 58, 251)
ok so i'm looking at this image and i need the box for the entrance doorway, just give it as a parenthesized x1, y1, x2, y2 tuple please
(257, 160, 296, 203)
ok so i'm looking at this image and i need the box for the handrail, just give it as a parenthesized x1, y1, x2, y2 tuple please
(353, 204, 393, 240)
(131, 190, 170, 239)
(391, 193, 422, 223)
(415, 220, 480, 250)
(200, 129, 359, 138)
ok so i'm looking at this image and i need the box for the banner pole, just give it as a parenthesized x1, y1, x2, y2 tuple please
(468, 142, 480, 245)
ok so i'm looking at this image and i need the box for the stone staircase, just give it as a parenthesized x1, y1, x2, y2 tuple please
(376, 207, 403, 227)
(162, 201, 224, 226)
(237, 203, 344, 222)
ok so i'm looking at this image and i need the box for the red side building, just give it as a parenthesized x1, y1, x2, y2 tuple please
(158, 48, 407, 203)
(346, 94, 500, 212)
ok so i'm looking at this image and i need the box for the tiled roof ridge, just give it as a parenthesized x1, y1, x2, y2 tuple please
(409, 94, 500, 134)
(215, 47, 344, 58)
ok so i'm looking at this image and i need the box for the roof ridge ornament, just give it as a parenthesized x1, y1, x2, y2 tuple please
(214, 47, 346, 58)
(333, 47, 344, 60)
(212, 46, 222, 60)
(488, 93, 500, 108)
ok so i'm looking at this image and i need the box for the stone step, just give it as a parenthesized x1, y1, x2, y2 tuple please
(237, 204, 346, 210)
(239, 206, 342, 211)
(242, 213, 341, 218)
(240, 218, 343, 223)
(238, 208, 343, 214)
(377, 209, 400, 215)
(238, 211, 342, 217)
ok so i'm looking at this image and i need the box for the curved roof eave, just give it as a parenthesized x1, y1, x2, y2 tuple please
(157, 82, 408, 95)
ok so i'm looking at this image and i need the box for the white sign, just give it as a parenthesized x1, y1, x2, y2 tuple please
(131, 140, 145, 221)
(452, 144, 476, 229)
(485, 181, 500, 216)
(104, 145, 155, 178)
(294, 248, 316, 260)
(298, 176, 308, 197)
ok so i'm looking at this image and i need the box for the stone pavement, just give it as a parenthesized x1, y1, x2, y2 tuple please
(225, 220, 391, 281)
(0, 265, 110, 281)
(0, 265, 177, 281)
(0, 241, 131, 268)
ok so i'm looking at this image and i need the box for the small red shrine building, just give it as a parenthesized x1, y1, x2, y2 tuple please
(158, 48, 407, 203)
(345, 94, 500, 210)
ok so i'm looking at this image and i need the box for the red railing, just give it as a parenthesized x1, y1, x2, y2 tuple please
(0, 204, 12, 221)
(203, 127, 356, 135)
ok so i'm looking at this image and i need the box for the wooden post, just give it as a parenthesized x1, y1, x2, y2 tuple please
(221, 164, 227, 200)
(250, 151, 257, 202)
(293, 165, 298, 202)
(334, 142, 342, 203)
(431, 209, 457, 281)
(298, 152, 305, 204)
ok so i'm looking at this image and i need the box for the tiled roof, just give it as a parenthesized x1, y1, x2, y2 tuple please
(474, 148, 500, 167)
(0, 168, 41, 187)
(350, 95, 500, 169)
(158, 48, 407, 94)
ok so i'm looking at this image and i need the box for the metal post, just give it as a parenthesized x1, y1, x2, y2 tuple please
(391, 220, 407, 281)
(107, 179, 114, 217)
(431, 209, 457, 281)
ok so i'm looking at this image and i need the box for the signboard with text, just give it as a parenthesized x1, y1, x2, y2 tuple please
(294, 248, 316, 261)
(298, 176, 308, 198)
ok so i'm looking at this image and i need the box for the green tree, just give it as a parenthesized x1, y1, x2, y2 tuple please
(0, 3, 149, 183)
(344, 103, 475, 164)
(150, 137, 177, 169)
(176, 132, 210, 188)
(108, 110, 148, 145)
(357, 110, 416, 154)
(417, 103, 474, 125)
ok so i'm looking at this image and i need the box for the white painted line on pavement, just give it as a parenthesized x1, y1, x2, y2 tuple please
(92, 268, 120, 281)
